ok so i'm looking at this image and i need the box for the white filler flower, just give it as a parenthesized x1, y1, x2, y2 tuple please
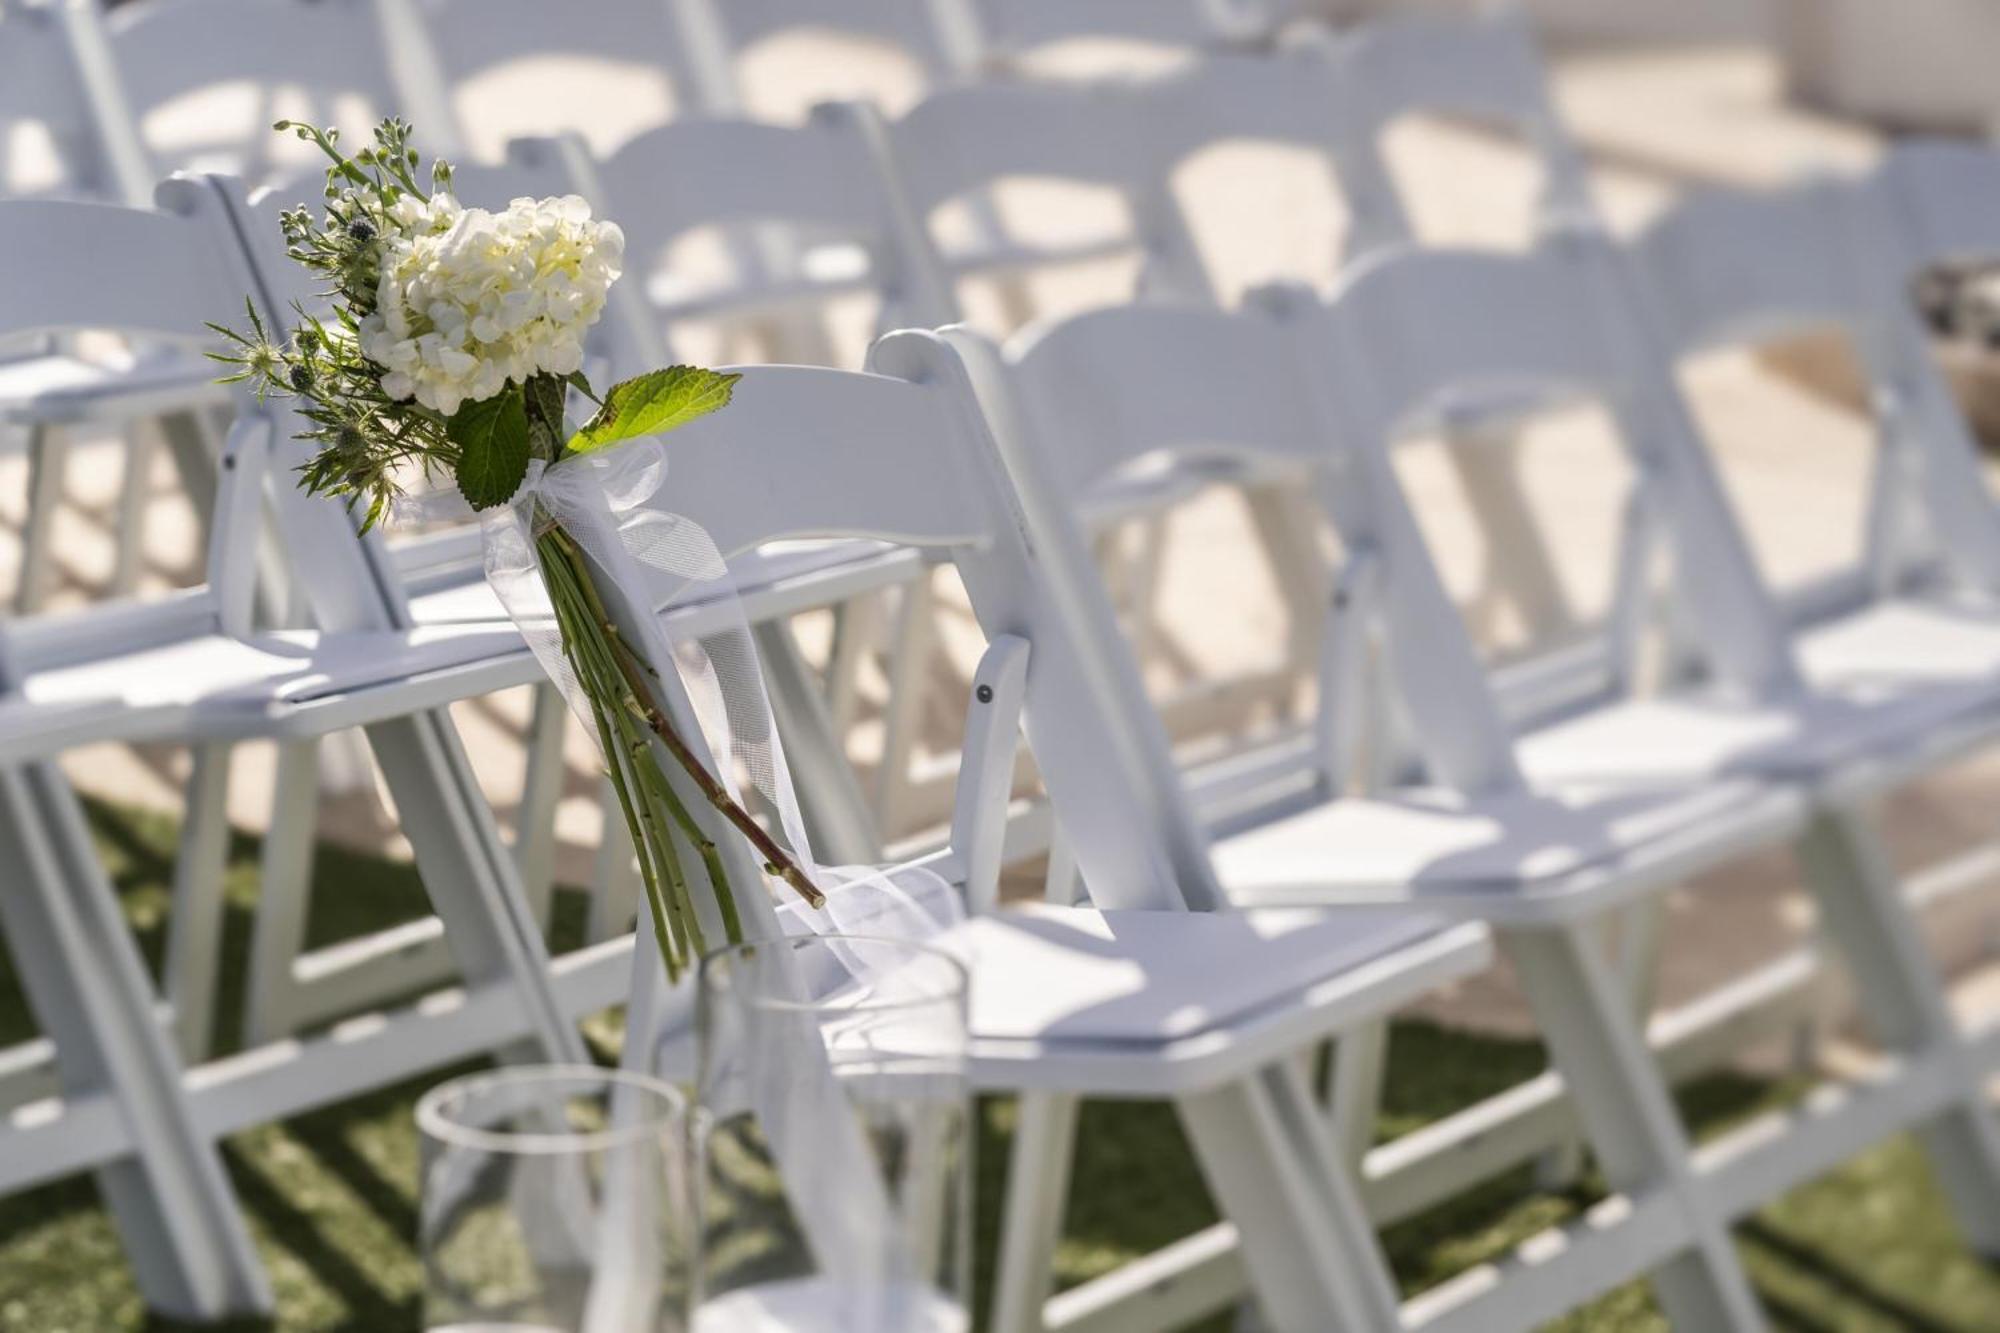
(360, 193, 625, 416)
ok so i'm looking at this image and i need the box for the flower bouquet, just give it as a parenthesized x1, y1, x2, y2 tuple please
(212, 120, 821, 977)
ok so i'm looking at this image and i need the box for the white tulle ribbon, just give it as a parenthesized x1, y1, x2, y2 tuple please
(466, 438, 963, 947)
(449, 440, 966, 1326)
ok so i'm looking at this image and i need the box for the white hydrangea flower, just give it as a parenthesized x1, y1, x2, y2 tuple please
(358, 192, 625, 417)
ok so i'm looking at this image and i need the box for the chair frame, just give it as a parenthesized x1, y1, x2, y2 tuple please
(605, 340, 1490, 1333)
(0, 176, 637, 1314)
(1268, 235, 2000, 1325)
(0, 188, 276, 1321)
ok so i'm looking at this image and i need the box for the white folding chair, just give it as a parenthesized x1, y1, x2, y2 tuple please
(1525, 167, 2000, 1244)
(877, 23, 1590, 715)
(942, 292, 1821, 1329)
(1867, 140, 2000, 609)
(659, 0, 1277, 333)
(1324, 5, 1603, 650)
(0, 187, 275, 1323)
(1318, 8, 1692, 1184)
(1, 172, 660, 1314)
(0, 170, 588, 1304)
(1634, 151, 2000, 688)
(1215, 239, 2000, 1324)
(875, 55, 1353, 849)
(590, 339, 1491, 1333)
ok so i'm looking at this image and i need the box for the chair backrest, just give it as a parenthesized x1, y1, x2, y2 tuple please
(885, 48, 1346, 310)
(966, 0, 1283, 63)
(666, 0, 961, 115)
(1327, 8, 1594, 259)
(0, 181, 268, 655)
(0, 1, 122, 201)
(965, 295, 1526, 801)
(1633, 171, 2000, 600)
(396, 0, 693, 150)
(92, 0, 427, 187)
(608, 333, 1207, 913)
(1316, 240, 1799, 708)
(0, 193, 240, 344)
(1000, 302, 1324, 497)
(584, 104, 958, 349)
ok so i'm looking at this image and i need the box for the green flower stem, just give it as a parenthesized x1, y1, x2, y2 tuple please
(541, 523, 825, 911)
(531, 514, 820, 977)
(539, 536, 687, 975)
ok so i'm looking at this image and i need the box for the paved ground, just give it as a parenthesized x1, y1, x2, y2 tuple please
(6, 36, 2000, 1042)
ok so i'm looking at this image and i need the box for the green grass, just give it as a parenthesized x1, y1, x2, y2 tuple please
(2, 800, 1999, 1331)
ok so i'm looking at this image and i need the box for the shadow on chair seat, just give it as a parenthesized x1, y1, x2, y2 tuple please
(1210, 778, 1809, 925)
(1516, 670, 2000, 795)
(944, 904, 1488, 1097)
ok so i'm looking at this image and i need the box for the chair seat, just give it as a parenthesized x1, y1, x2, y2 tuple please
(0, 623, 528, 760)
(0, 351, 229, 426)
(1796, 596, 2000, 690)
(1515, 672, 2000, 794)
(943, 904, 1488, 1096)
(1209, 777, 1806, 924)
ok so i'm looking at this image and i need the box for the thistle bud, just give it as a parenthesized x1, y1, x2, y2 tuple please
(289, 363, 314, 392)
(346, 218, 376, 243)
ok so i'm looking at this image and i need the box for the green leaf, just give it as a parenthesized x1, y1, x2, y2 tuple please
(566, 366, 740, 454)
(450, 389, 531, 510)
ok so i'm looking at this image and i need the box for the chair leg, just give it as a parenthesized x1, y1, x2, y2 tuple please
(1177, 1063, 1405, 1333)
(873, 572, 937, 837)
(1325, 1020, 1390, 1169)
(826, 590, 890, 738)
(1123, 516, 1172, 670)
(241, 740, 321, 1048)
(164, 743, 233, 1061)
(110, 421, 160, 597)
(17, 422, 68, 612)
(513, 682, 571, 931)
(989, 1092, 1080, 1333)
(1444, 423, 1571, 643)
(0, 764, 271, 1319)
(362, 710, 586, 1064)
(1041, 826, 1082, 907)
(1502, 925, 1767, 1332)
(156, 409, 219, 541)
(1794, 806, 2000, 1255)
(1240, 484, 1330, 682)
(1536, 900, 1668, 1190)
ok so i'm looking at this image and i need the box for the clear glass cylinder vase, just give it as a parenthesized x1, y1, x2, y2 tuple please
(694, 934, 972, 1333)
(417, 1065, 695, 1332)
